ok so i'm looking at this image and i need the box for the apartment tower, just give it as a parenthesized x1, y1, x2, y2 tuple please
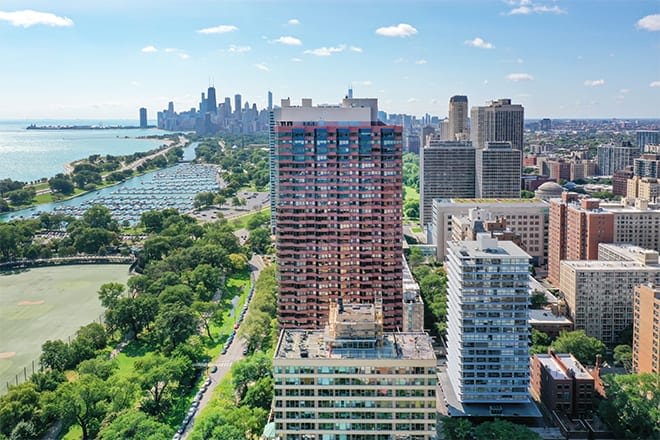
(272, 97, 403, 330)
(633, 284, 660, 374)
(448, 95, 469, 141)
(475, 141, 522, 198)
(446, 234, 531, 404)
(470, 98, 524, 150)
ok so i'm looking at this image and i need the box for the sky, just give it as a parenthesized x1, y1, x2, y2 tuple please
(0, 0, 659, 120)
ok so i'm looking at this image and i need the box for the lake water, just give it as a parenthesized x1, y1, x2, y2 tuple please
(0, 120, 167, 183)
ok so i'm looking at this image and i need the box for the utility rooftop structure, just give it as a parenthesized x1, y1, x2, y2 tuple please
(273, 302, 437, 439)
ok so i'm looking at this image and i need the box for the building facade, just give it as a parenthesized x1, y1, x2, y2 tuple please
(634, 153, 660, 179)
(531, 352, 595, 416)
(597, 143, 639, 175)
(470, 99, 524, 150)
(272, 97, 403, 330)
(475, 142, 522, 198)
(448, 95, 469, 141)
(633, 284, 660, 374)
(627, 176, 660, 201)
(547, 194, 614, 286)
(636, 130, 660, 153)
(432, 198, 548, 266)
(446, 235, 531, 404)
(139, 107, 147, 128)
(273, 302, 437, 439)
(559, 244, 660, 345)
(419, 139, 475, 226)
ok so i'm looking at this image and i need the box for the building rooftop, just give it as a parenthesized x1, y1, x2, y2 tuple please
(449, 234, 531, 260)
(599, 243, 659, 265)
(437, 197, 547, 206)
(561, 260, 660, 271)
(274, 329, 436, 361)
(529, 309, 573, 325)
(536, 353, 593, 381)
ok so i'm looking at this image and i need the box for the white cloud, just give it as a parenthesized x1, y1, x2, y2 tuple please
(164, 48, 180, 53)
(354, 80, 373, 86)
(304, 45, 346, 56)
(227, 44, 251, 53)
(178, 53, 190, 60)
(288, 18, 300, 25)
(507, 3, 566, 15)
(483, 80, 489, 85)
(197, 24, 238, 34)
(415, 59, 428, 65)
(516, 57, 524, 64)
(130, 81, 141, 87)
(584, 79, 605, 87)
(619, 88, 631, 94)
(506, 73, 534, 81)
(273, 36, 302, 46)
(636, 14, 660, 31)
(0, 9, 73, 27)
(349, 46, 363, 53)
(375, 23, 418, 37)
(393, 57, 406, 64)
(141, 45, 158, 53)
(255, 63, 270, 72)
(464, 37, 494, 49)
(291, 57, 302, 63)
(650, 81, 660, 88)
(407, 98, 418, 103)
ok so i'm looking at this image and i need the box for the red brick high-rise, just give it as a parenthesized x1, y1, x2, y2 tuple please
(272, 97, 403, 330)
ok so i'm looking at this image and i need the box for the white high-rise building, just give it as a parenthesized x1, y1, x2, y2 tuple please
(470, 99, 524, 150)
(446, 235, 531, 404)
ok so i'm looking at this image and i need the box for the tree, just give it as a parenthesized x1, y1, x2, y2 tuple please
(9, 420, 38, 440)
(98, 410, 173, 440)
(105, 294, 158, 340)
(72, 227, 117, 254)
(48, 176, 75, 195)
(40, 340, 71, 371)
(0, 383, 42, 437)
(442, 417, 473, 440)
(530, 328, 551, 355)
(231, 352, 272, 400)
(551, 330, 606, 366)
(134, 354, 191, 416)
(598, 373, 660, 439)
(152, 304, 198, 352)
(77, 358, 117, 380)
(98, 282, 126, 308)
(612, 344, 632, 368)
(473, 419, 542, 440)
(520, 189, 536, 198)
(30, 370, 65, 392)
(404, 199, 419, 219)
(248, 227, 271, 254)
(242, 376, 274, 410)
(81, 205, 118, 231)
(228, 253, 248, 272)
(140, 210, 164, 233)
(158, 284, 194, 306)
(54, 374, 111, 440)
(194, 191, 216, 209)
(209, 425, 244, 440)
(192, 301, 221, 341)
(6, 188, 35, 206)
(186, 264, 223, 300)
(530, 291, 547, 309)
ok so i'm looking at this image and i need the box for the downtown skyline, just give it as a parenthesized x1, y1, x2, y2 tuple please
(0, 0, 659, 120)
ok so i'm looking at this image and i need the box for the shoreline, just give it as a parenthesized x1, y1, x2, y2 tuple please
(2, 135, 191, 216)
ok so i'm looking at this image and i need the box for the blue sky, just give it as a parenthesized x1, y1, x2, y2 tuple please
(0, 0, 658, 119)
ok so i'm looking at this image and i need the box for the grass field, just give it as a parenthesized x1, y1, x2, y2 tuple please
(0, 264, 130, 391)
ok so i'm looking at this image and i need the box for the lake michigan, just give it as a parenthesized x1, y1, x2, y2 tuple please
(0, 120, 166, 182)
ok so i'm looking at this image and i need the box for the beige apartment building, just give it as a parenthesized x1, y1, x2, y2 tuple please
(559, 244, 660, 345)
(633, 284, 660, 374)
(273, 302, 437, 440)
(626, 176, 660, 201)
(432, 198, 548, 266)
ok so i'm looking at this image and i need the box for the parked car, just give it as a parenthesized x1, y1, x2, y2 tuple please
(242, 346, 249, 356)
(210, 365, 218, 373)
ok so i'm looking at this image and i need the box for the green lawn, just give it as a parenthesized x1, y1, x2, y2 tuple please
(229, 207, 270, 230)
(404, 185, 420, 203)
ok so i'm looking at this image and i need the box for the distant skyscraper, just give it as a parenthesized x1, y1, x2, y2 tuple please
(139, 107, 147, 129)
(446, 234, 531, 404)
(475, 141, 522, 198)
(267, 90, 273, 110)
(420, 138, 475, 226)
(448, 95, 468, 141)
(224, 97, 232, 118)
(540, 118, 552, 131)
(597, 142, 639, 175)
(272, 97, 403, 330)
(234, 94, 242, 117)
(207, 86, 217, 114)
(471, 98, 524, 150)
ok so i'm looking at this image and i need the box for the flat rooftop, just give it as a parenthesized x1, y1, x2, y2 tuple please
(529, 309, 573, 325)
(535, 353, 593, 380)
(275, 329, 435, 361)
(561, 260, 660, 271)
(436, 198, 547, 206)
(449, 238, 532, 260)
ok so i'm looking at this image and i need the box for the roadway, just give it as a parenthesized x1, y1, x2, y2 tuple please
(180, 254, 266, 439)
